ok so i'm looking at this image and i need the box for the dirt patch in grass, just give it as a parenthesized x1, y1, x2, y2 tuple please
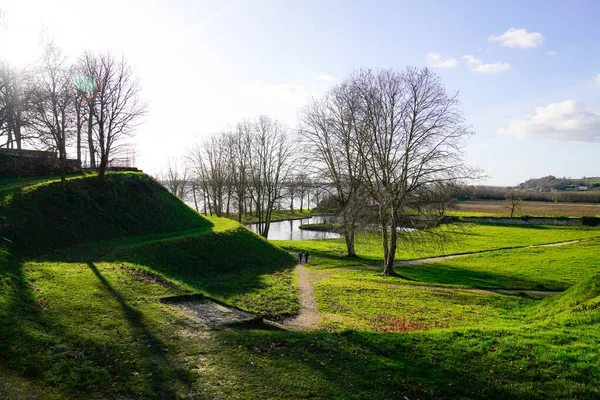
(370, 315, 449, 332)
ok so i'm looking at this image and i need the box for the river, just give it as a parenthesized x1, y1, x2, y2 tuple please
(245, 216, 342, 240)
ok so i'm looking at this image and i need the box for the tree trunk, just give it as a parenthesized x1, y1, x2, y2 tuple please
(237, 193, 244, 222)
(98, 154, 108, 184)
(76, 107, 82, 163)
(14, 123, 21, 150)
(192, 183, 199, 212)
(382, 215, 398, 276)
(344, 229, 356, 257)
(87, 106, 95, 168)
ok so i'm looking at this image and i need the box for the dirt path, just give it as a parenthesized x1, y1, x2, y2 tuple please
(282, 263, 321, 331)
(282, 240, 577, 330)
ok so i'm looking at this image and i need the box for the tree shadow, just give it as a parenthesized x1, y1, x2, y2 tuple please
(39, 227, 296, 319)
(394, 262, 568, 291)
(212, 322, 546, 399)
(85, 262, 194, 398)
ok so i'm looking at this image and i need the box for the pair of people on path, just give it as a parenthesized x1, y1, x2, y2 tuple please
(297, 251, 309, 264)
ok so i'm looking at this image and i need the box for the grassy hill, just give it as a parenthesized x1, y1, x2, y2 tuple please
(1, 173, 600, 399)
(0, 173, 211, 256)
(0, 173, 298, 398)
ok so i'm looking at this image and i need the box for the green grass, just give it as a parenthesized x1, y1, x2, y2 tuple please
(3, 174, 600, 399)
(315, 278, 533, 331)
(0, 172, 86, 192)
(0, 172, 210, 256)
(274, 224, 600, 269)
(329, 237, 600, 291)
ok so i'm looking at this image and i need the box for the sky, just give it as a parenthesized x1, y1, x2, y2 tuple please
(1, 0, 599, 186)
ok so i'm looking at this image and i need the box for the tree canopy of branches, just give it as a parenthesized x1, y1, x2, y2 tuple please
(0, 63, 32, 150)
(0, 40, 145, 186)
(505, 189, 524, 217)
(158, 161, 191, 201)
(29, 42, 74, 189)
(187, 116, 294, 238)
(299, 80, 368, 256)
(83, 52, 146, 184)
(302, 67, 475, 275)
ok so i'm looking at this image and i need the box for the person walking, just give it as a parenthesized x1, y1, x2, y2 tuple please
(304, 251, 309, 264)
(297, 251, 303, 263)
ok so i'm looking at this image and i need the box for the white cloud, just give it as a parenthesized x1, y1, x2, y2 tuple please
(425, 52, 457, 68)
(489, 28, 544, 49)
(241, 80, 315, 105)
(315, 73, 337, 81)
(547, 51, 558, 57)
(499, 100, 600, 142)
(462, 55, 511, 73)
(594, 73, 600, 88)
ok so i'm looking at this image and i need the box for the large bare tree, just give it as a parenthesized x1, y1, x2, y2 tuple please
(228, 122, 252, 222)
(247, 115, 294, 238)
(299, 81, 366, 256)
(76, 52, 101, 168)
(86, 52, 146, 183)
(188, 136, 230, 217)
(29, 42, 73, 190)
(353, 68, 474, 276)
(0, 63, 32, 150)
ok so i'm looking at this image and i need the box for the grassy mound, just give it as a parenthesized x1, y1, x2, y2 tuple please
(113, 222, 297, 317)
(533, 272, 600, 324)
(0, 172, 210, 256)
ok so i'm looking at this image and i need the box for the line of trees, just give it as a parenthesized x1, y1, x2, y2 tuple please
(469, 186, 600, 203)
(160, 68, 477, 276)
(0, 40, 146, 187)
(159, 116, 323, 239)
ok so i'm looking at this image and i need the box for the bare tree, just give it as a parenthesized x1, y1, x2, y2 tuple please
(76, 52, 101, 168)
(352, 68, 475, 276)
(29, 42, 73, 190)
(72, 88, 87, 163)
(86, 52, 146, 183)
(228, 121, 253, 221)
(296, 173, 312, 212)
(187, 135, 230, 217)
(159, 161, 191, 200)
(505, 189, 524, 217)
(247, 115, 294, 238)
(299, 81, 366, 256)
(0, 63, 32, 150)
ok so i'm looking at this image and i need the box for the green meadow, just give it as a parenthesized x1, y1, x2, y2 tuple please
(1, 173, 600, 399)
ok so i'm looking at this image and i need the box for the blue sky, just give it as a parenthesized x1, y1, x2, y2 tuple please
(1, 0, 599, 185)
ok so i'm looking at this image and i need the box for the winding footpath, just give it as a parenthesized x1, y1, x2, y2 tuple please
(283, 263, 321, 331)
(282, 240, 579, 330)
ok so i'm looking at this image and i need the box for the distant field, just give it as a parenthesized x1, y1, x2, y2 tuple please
(451, 200, 600, 217)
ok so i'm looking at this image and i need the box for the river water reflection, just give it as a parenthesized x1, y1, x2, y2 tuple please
(246, 216, 341, 240)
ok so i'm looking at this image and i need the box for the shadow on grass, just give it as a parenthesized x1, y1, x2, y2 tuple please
(0, 254, 110, 398)
(41, 227, 297, 318)
(211, 322, 548, 399)
(394, 262, 568, 291)
(86, 262, 193, 399)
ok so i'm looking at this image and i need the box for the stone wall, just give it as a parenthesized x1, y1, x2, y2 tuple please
(0, 148, 82, 178)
